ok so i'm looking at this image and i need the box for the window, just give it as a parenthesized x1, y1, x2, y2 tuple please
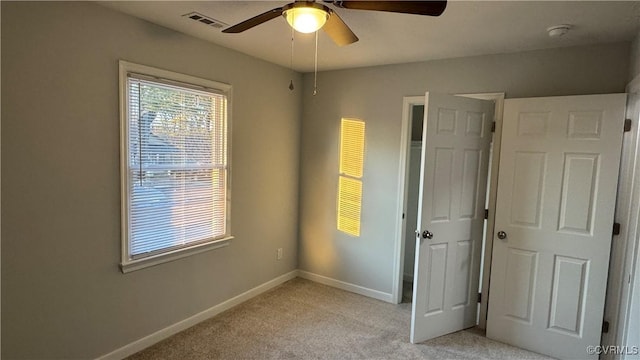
(337, 118, 365, 236)
(119, 61, 232, 272)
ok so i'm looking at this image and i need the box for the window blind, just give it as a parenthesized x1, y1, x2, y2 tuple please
(338, 118, 365, 237)
(338, 176, 363, 236)
(339, 119, 365, 178)
(126, 75, 228, 259)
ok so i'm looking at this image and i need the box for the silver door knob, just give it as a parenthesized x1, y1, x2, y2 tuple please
(422, 230, 434, 239)
(497, 231, 507, 240)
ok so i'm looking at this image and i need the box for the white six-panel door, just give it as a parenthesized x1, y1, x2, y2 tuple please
(410, 93, 494, 343)
(487, 94, 627, 359)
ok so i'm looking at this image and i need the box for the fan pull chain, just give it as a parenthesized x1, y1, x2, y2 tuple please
(289, 27, 295, 91)
(313, 30, 318, 96)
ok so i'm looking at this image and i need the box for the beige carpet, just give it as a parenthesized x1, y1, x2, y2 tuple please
(128, 278, 553, 359)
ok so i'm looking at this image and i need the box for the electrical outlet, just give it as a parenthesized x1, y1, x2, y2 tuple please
(277, 248, 283, 260)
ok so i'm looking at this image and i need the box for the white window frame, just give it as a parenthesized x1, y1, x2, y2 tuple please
(119, 60, 233, 273)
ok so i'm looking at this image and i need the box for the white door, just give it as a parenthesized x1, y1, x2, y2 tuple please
(410, 92, 494, 343)
(487, 94, 627, 359)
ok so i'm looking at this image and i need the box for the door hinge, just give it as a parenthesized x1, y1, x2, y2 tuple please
(602, 320, 610, 333)
(477, 293, 482, 303)
(484, 209, 489, 220)
(624, 119, 632, 132)
(491, 122, 496, 133)
(402, 213, 405, 220)
(613, 223, 621, 236)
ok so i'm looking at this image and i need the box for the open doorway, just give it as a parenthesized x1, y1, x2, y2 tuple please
(393, 93, 504, 330)
(400, 104, 424, 303)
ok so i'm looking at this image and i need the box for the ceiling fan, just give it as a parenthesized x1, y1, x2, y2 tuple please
(222, 1, 447, 46)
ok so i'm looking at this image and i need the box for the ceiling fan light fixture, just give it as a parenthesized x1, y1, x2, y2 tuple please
(284, 6, 328, 33)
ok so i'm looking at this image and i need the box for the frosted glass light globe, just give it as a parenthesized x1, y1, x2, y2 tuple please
(284, 7, 328, 33)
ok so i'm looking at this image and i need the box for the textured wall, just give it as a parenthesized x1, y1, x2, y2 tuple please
(298, 42, 630, 296)
(1, 2, 301, 358)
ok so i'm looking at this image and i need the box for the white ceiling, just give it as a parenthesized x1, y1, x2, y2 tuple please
(100, 1, 640, 73)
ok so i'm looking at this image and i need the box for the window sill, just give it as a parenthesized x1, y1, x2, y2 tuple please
(120, 236, 234, 273)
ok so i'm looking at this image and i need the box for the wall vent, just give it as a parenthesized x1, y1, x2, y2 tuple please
(183, 12, 228, 29)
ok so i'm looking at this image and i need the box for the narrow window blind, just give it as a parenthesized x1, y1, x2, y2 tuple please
(338, 118, 365, 236)
(339, 119, 365, 178)
(126, 75, 228, 259)
(338, 176, 363, 236)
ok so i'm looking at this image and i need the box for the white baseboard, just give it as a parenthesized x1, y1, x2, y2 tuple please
(96, 270, 298, 360)
(297, 270, 394, 303)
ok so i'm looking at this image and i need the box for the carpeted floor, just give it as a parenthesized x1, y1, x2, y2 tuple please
(128, 278, 553, 359)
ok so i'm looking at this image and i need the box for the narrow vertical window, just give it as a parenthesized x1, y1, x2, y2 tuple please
(338, 118, 365, 236)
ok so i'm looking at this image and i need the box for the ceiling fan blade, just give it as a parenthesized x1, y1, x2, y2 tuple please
(323, 9, 359, 46)
(222, 6, 284, 33)
(329, 1, 447, 16)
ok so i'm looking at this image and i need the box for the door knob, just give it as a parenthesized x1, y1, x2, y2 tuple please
(497, 231, 507, 240)
(422, 230, 434, 239)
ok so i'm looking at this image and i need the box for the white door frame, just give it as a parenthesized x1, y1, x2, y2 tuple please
(602, 81, 640, 360)
(392, 92, 504, 330)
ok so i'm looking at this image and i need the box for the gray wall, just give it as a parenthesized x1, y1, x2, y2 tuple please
(1, 2, 301, 358)
(298, 43, 630, 295)
(630, 30, 640, 82)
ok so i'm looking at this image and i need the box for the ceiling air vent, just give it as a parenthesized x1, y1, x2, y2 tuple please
(183, 12, 228, 29)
